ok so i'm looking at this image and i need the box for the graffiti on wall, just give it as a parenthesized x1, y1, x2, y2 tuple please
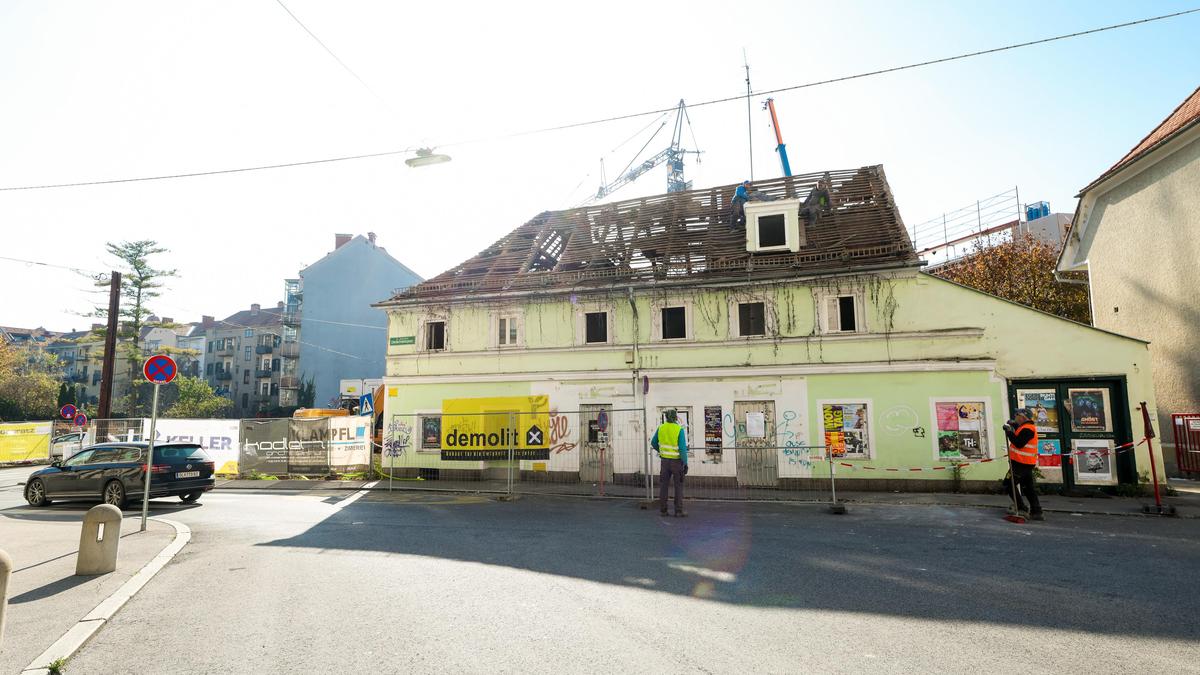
(549, 411, 577, 455)
(386, 417, 411, 458)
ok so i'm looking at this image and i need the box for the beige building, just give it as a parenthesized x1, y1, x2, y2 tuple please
(201, 302, 294, 416)
(1058, 84, 1200, 474)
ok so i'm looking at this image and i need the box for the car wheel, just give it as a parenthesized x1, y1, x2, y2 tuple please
(103, 480, 127, 508)
(180, 491, 202, 504)
(25, 478, 52, 507)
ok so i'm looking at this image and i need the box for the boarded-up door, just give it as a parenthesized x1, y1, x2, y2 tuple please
(579, 404, 614, 484)
(734, 400, 778, 487)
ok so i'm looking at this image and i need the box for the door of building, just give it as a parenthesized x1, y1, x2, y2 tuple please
(579, 404, 614, 485)
(734, 400, 779, 487)
(1010, 378, 1133, 492)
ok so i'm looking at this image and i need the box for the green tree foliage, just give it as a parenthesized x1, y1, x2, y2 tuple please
(930, 233, 1092, 324)
(298, 375, 316, 408)
(94, 240, 178, 346)
(0, 343, 62, 421)
(163, 376, 232, 419)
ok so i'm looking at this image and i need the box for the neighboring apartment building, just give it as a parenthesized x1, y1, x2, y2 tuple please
(376, 168, 1162, 493)
(290, 233, 421, 407)
(1058, 83, 1200, 475)
(201, 303, 291, 417)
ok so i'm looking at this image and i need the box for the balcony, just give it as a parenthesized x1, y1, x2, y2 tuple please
(280, 376, 299, 389)
(255, 344, 274, 354)
(255, 368, 273, 379)
(216, 371, 233, 381)
(215, 346, 235, 356)
(68, 372, 87, 383)
(282, 310, 302, 326)
(281, 343, 300, 358)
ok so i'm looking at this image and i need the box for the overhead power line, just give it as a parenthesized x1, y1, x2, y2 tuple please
(272, 0, 395, 115)
(1, 6, 1196, 193)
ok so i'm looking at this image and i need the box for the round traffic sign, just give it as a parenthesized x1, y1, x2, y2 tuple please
(143, 354, 178, 384)
(60, 404, 77, 419)
(73, 413, 88, 427)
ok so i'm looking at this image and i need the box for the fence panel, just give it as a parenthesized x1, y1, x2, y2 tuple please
(378, 408, 833, 502)
(1173, 413, 1200, 476)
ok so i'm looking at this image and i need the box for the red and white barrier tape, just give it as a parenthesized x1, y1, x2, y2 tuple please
(833, 437, 1148, 473)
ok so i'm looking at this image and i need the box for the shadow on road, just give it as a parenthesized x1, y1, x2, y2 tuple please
(9, 574, 92, 604)
(256, 495, 1200, 640)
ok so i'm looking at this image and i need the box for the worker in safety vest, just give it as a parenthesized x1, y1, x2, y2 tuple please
(1004, 407, 1044, 521)
(730, 180, 753, 230)
(651, 409, 688, 517)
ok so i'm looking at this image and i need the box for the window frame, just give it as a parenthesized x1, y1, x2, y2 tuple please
(652, 300, 693, 342)
(816, 399, 875, 459)
(728, 294, 774, 339)
(492, 310, 524, 349)
(418, 317, 448, 352)
(815, 289, 866, 335)
(575, 305, 615, 346)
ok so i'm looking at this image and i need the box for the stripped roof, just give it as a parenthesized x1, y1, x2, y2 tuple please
(383, 165, 916, 304)
(1081, 84, 1200, 194)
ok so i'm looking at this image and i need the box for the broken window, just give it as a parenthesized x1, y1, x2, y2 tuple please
(425, 321, 446, 350)
(738, 302, 766, 336)
(585, 312, 608, 344)
(661, 306, 686, 340)
(756, 214, 787, 248)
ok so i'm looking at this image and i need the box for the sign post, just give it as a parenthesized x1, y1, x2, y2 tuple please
(140, 354, 178, 532)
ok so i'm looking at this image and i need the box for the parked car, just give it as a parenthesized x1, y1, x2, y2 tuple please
(24, 442, 216, 508)
(50, 431, 85, 459)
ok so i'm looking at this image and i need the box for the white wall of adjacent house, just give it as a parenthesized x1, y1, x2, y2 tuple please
(1083, 130, 1200, 466)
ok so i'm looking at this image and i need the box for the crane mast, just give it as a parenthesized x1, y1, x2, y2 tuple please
(592, 100, 701, 202)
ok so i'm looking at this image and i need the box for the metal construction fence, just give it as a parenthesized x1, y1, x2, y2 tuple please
(377, 408, 838, 502)
(83, 416, 371, 476)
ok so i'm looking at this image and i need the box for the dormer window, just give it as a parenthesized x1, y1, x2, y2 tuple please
(745, 198, 803, 253)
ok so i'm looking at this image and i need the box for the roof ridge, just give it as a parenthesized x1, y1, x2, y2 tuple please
(1088, 83, 1200, 190)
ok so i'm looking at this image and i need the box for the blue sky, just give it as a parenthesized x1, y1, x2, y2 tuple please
(1, 0, 1198, 332)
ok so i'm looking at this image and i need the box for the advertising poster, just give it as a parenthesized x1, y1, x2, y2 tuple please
(0, 422, 52, 462)
(1017, 389, 1059, 433)
(1037, 438, 1063, 482)
(440, 396, 550, 460)
(1073, 439, 1115, 484)
(145, 418, 240, 474)
(1068, 388, 1111, 432)
(703, 406, 723, 453)
(421, 416, 441, 449)
(328, 417, 370, 471)
(934, 402, 986, 459)
(823, 403, 868, 457)
(289, 418, 331, 474)
(238, 419, 290, 475)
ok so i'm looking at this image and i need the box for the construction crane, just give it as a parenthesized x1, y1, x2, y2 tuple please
(588, 99, 701, 203)
(762, 98, 792, 177)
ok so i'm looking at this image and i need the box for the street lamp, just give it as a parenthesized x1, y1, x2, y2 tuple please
(405, 148, 451, 168)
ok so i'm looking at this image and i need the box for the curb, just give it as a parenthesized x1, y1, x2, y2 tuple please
(20, 517, 191, 674)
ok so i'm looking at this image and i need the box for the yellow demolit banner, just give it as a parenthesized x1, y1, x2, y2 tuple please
(0, 421, 53, 462)
(441, 396, 550, 460)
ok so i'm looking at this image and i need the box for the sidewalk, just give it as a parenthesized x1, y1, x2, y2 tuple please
(0, 511, 174, 673)
(215, 477, 1200, 518)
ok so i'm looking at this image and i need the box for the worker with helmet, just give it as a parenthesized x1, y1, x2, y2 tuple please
(651, 409, 689, 517)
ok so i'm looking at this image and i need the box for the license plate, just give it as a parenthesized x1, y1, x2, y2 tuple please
(176, 471, 200, 479)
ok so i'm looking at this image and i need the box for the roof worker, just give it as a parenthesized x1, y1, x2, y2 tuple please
(730, 180, 753, 231)
(1004, 407, 1044, 521)
(651, 409, 688, 517)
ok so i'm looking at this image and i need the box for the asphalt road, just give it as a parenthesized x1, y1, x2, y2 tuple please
(4, 480, 1199, 674)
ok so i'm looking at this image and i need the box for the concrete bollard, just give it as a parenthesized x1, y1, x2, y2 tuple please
(0, 548, 11, 646)
(76, 504, 123, 576)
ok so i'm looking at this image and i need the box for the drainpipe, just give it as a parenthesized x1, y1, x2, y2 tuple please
(628, 287, 651, 500)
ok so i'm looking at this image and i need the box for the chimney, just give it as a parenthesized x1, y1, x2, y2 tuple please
(335, 233, 352, 249)
(161, 317, 173, 324)
(368, 232, 377, 245)
(251, 303, 260, 316)
(277, 301, 284, 309)
(202, 315, 215, 329)
(91, 323, 103, 330)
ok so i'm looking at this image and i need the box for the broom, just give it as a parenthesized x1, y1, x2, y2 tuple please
(1003, 460, 1026, 524)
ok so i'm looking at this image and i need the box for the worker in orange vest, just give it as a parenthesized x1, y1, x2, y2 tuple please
(1004, 407, 1044, 521)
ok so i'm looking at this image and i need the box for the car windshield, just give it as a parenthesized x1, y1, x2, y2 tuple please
(155, 445, 210, 461)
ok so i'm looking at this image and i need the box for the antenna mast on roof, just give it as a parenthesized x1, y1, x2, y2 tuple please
(584, 100, 702, 204)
